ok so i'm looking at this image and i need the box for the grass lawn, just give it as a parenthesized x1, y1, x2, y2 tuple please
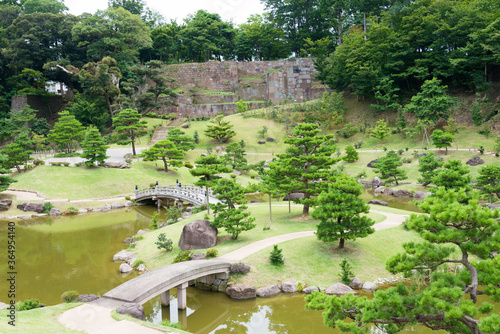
(0, 303, 84, 333)
(238, 225, 421, 288)
(132, 203, 388, 280)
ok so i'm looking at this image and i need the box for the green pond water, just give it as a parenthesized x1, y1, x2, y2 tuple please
(0, 194, 497, 333)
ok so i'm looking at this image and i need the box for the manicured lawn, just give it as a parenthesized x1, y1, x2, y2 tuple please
(0, 303, 84, 334)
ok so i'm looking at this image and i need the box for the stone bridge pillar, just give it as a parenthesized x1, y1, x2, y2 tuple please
(177, 282, 189, 310)
(161, 290, 170, 306)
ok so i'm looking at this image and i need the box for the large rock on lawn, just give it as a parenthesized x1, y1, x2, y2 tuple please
(226, 285, 256, 299)
(256, 285, 281, 297)
(119, 263, 133, 273)
(17, 202, 44, 213)
(110, 202, 125, 209)
(282, 193, 304, 201)
(349, 278, 363, 290)
(103, 161, 131, 169)
(393, 189, 412, 198)
(374, 186, 385, 193)
(0, 199, 12, 211)
(414, 191, 427, 198)
(383, 188, 394, 196)
(178, 219, 218, 250)
(303, 286, 319, 294)
(230, 263, 250, 274)
(325, 283, 356, 296)
(49, 208, 61, 216)
(77, 294, 99, 303)
(116, 303, 145, 320)
(466, 156, 484, 166)
(281, 281, 298, 293)
(362, 282, 379, 292)
(113, 250, 135, 262)
(368, 200, 388, 206)
(372, 177, 381, 187)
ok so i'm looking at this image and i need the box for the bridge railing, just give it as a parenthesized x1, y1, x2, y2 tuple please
(134, 184, 219, 205)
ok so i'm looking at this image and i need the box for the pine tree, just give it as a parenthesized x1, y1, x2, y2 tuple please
(477, 165, 500, 202)
(224, 142, 247, 170)
(343, 145, 359, 162)
(311, 174, 375, 248)
(370, 119, 390, 141)
(141, 139, 184, 172)
(80, 126, 109, 166)
(432, 159, 471, 190)
(374, 150, 407, 185)
(112, 108, 147, 156)
(166, 128, 195, 152)
(0, 139, 32, 173)
(430, 129, 455, 155)
(204, 115, 236, 143)
(48, 110, 84, 153)
(417, 152, 443, 186)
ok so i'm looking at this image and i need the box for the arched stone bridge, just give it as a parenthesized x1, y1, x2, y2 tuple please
(134, 184, 221, 206)
(96, 260, 231, 310)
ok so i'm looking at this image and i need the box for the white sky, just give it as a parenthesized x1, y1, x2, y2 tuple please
(64, 0, 266, 25)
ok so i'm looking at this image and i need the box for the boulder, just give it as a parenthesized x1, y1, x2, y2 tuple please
(325, 283, 356, 296)
(484, 204, 500, 210)
(113, 250, 135, 262)
(374, 186, 385, 193)
(367, 159, 379, 168)
(414, 191, 427, 198)
(466, 156, 484, 166)
(233, 170, 242, 176)
(368, 200, 388, 206)
(230, 263, 250, 274)
(0, 199, 12, 211)
(191, 253, 206, 260)
(417, 153, 427, 158)
(266, 137, 276, 142)
(281, 281, 298, 293)
(94, 207, 110, 212)
(103, 161, 131, 169)
(182, 212, 192, 219)
(136, 264, 146, 272)
(383, 188, 394, 196)
(78, 209, 88, 214)
(17, 202, 44, 213)
(362, 282, 379, 292)
(282, 193, 304, 201)
(250, 199, 262, 203)
(119, 263, 133, 273)
(393, 189, 412, 198)
(178, 219, 218, 250)
(17, 215, 31, 220)
(349, 278, 363, 290)
(77, 294, 99, 303)
(116, 303, 145, 320)
(111, 203, 125, 209)
(256, 285, 281, 297)
(49, 208, 61, 216)
(258, 140, 266, 144)
(226, 285, 256, 299)
(372, 177, 381, 187)
(185, 206, 193, 212)
(124, 201, 134, 207)
(135, 229, 148, 237)
(303, 286, 319, 294)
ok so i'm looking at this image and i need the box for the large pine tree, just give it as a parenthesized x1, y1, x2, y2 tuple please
(80, 126, 109, 166)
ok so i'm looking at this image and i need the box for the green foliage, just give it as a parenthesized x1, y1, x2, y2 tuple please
(173, 250, 192, 263)
(477, 165, 500, 202)
(112, 108, 148, 156)
(0, 141, 32, 173)
(338, 122, 357, 139)
(236, 99, 248, 113)
(204, 115, 236, 143)
(417, 153, 443, 186)
(371, 76, 400, 112)
(131, 259, 145, 269)
(404, 78, 454, 122)
(161, 319, 182, 330)
(81, 126, 109, 166)
(155, 233, 173, 252)
(430, 129, 455, 155)
(48, 110, 84, 154)
(31, 118, 51, 136)
(0, 106, 36, 142)
(224, 142, 247, 170)
(165, 206, 183, 222)
(479, 146, 485, 155)
(60, 291, 79, 303)
(374, 150, 407, 185)
(205, 248, 218, 259)
(342, 145, 358, 163)
(338, 258, 355, 285)
(193, 130, 200, 144)
(166, 128, 195, 152)
(150, 212, 159, 229)
(141, 139, 184, 172)
(269, 245, 284, 266)
(370, 119, 390, 141)
(16, 299, 43, 311)
(311, 174, 375, 248)
(42, 202, 53, 214)
(66, 206, 77, 212)
(432, 159, 471, 190)
(257, 126, 268, 138)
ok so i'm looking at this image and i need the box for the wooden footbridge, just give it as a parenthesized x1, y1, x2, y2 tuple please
(134, 184, 221, 206)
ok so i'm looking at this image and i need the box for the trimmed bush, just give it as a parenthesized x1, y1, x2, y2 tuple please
(42, 202, 53, 213)
(74, 162, 84, 167)
(16, 298, 44, 311)
(173, 250, 193, 263)
(132, 259, 145, 269)
(155, 233, 173, 252)
(61, 291, 79, 303)
(230, 174, 237, 179)
(184, 161, 194, 169)
(206, 249, 218, 259)
(270, 245, 284, 266)
(124, 196, 131, 201)
(34, 159, 44, 166)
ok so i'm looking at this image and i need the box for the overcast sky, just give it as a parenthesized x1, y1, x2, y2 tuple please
(64, 0, 266, 25)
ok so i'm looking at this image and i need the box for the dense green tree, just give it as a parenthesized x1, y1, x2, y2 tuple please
(112, 108, 147, 156)
(211, 178, 256, 240)
(404, 78, 454, 122)
(370, 119, 390, 141)
(204, 115, 236, 143)
(80, 126, 109, 166)
(108, 0, 145, 15)
(0, 142, 31, 173)
(342, 145, 358, 163)
(417, 152, 443, 186)
(166, 128, 195, 152)
(150, 20, 183, 62)
(224, 142, 247, 170)
(430, 129, 455, 155)
(120, 60, 176, 115)
(306, 187, 500, 334)
(189, 154, 231, 214)
(140, 139, 184, 172)
(30, 118, 51, 136)
(67, 96, 110, 132)
(269, 123, 337, 216)
(374, 150, 407, 185)
(477, 165, 500, 203)
(22, 0, 68, 14)
(311, 174, 375, 248)
(432, 159, 471, 190)
(0, 105, 36, 141)
(0, 160, 16, 191)
(48, 110, 84, 153)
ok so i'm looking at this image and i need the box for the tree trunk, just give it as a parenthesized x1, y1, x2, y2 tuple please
(269, 193, 272, 222)
(445, 146, 448, 155)
(339, 237, 345, 249)
(337, 8, 343, 45)
(131, 130, 136, 156)
(162, 158, 168, 172)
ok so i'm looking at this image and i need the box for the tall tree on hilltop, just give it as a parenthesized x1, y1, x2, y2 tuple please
(112, 108, 147, 156)
(268, 123, 337, 216)
(312, 174, 375, 248)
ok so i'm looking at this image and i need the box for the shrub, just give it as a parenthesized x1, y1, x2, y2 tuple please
(34, 159, 44, 166)
(166, 206, 182, 222)
(161, 320, 182, 330)
(156, 233, 173, 252)
(398, 149, 404, 155)
(61, 291, 79, 303)
(200, 204, 208, 210)
(16, 299, 44, 311)
(478, 146, 485, 155)
(42, 202, 53, 213)
(297, 281, 305, 292)
(270, 245, 284, 266)
(168, 112, 177, 120)
(50, 161, 62, 166)
(125, 158, 132, 164)
(74, 162, 83, 167)
(338, 258, 355, 284)
(353, 141, 363, 149)
(67, 206, 78, 212)
(184, 161, 194, 169)
(151, 212, 159, 229)
(124, 196, 131, 201)
(132, 259, 145, 269)
(230, 174, 236, 179)
(62, 162, 70, 166)
(339, 122, 358, 138)
(173, 250, 193, 263)
(206, 249, 218, 259)
(402, 158, 413, 163)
